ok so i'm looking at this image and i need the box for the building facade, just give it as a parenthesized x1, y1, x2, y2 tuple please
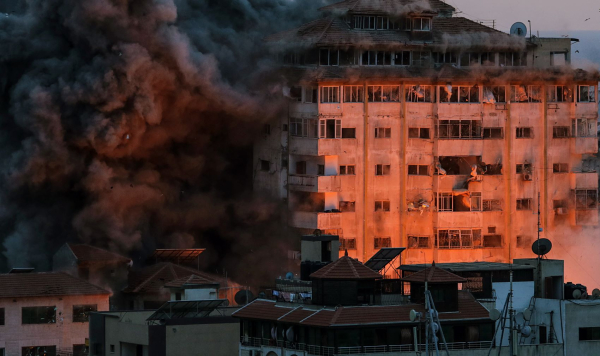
(254, 0, 599, 268)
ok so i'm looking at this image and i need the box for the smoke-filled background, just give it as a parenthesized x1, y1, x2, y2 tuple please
(0, 0, 330, 285)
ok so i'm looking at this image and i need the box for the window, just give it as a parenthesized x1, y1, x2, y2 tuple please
(320, 86, 340, 103)
(290, 118, 318, 138)
(375, 127, 391, 138)
(483, 127, 504, 139)
(575, 189, 598, 209)
(547, 85, 574, 102)
(408, 165, 429, 176)
(175, 292, 182, 301)
(412, 17, 431, 31)
(553, 163, 568, 173)
(22, 306, 56, 324)
(499, 52, 527, 66)
(436, 192, 453, 212)
(408, 235, 430, 248)
(304, 86, 318, 103)
(0, 308, 3, 325)
(339, 238, 357, 250)
(483, 199, 502, 211)
(394, 51, 411, 66)
(516, 127, 532, 138)
(289, 86, 302, 101)
(319, 48, 339, 66)
(433, 52, 457, 65)
(516, 199, 532, 210)
(260, 160, 270, 172)
(375, 200, 390, 212)
(471, 192, 482, 211)
(510, 85, 542, 102)
(362, 15, 376, 29)
(409, 127, 430, 139)
(483, 235, 502, 247)
(483, 86, 506, 103)
(295, 161, 306, 175)
(319, 119, 341, 138)
(368, 86, 400, 102)
(22, 346, 57, 356)
(580, 327, 600, 341)
(406, 85, 435, 102)
(578, 85, 596, 102)
(437, 120, 482, 139)
(342, 128, 356, 138)
(317, 164, 325, 175)
(480, 52, 495, 66)
(412, 51, 430, 67)
(344, 86, 364, 102)
(72, 304, 97, 323)
(440, 85, 479, 103)
(376, 16, 389, 30)
(459, 52, 479, 67)
(339, 201, 356, 212)
(110, 345, 116, 353)
(516, 163, 532, 174)
(553, 126, 569, 138)
(73, 345, 88, 356)
(436, 229, 482, 249)
(572, 118, 596, 137)
(339, 165, 355, 175)
(375, 164, 391, 176)
(361, 51, 392, 65)
(374, 237, 391, 249)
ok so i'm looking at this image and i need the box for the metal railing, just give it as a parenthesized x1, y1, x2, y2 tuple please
(289, 174, 317, 187)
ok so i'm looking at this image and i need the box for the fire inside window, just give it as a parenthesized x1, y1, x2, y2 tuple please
(510, 85, 541, 102)
(547, 85, 574, 102)
(483, 86, 506, 103)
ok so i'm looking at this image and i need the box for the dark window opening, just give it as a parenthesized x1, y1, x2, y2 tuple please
(516, 199, 532, 210)
(483, 127, 504, 139)
(483, 235, 502, 247)
(437, 156, 489, 175)
(375, 164, 391, 176)
(580, 327, 600, 341)
(295, 161, 306, 175)
(516, 127, 532, 138)
(72, 304, 97, 323)
(516, 163, 532, 174)
(339, 238, 357, 250)
(553, 163, 568, 173)
(375, 127, 391, 138)
(342, 128, 356, 138)
(22, 346, 57, 356)
(483, 199, 502, 211)
(436, 120, 482, 139)
(73, 345, 89, 356)
(317, 164, 325, 176)
(375, 200, 391, 212)
(408, 165, 429, 176)
(260, 160, 270, 172)
(516, 235, 531, 248)
(408, 236, 429, 248)
(22, 306, 56, 324)
(553, 126, 569, 138)
(339, 201, 356, 212)
(374, 237, 392, 249)
(339, 165, 355, 175)
(409, 127, 430, 139)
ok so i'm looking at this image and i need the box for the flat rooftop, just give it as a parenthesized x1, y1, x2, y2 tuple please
(400, 262, 535, 273)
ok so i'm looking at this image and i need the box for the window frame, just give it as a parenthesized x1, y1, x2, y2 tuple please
(575, 189, 598, 210)
(374, 237, 392, 249)
(72, 304, 97, 323)
(547, 85, 574, 103)
(436, 119, 482, 139)
(343, 85, 364, 103)
(339, 165, 355, 175)
(436, 229, 482, 249)
(552, 126, 570, 138)
(374, 200, 391, 212)
(516, 198, 533, 211)
(510, 85, 542, 103)
(572, 118, 597, 138)
(408, 127, 430, 139)
(411, 17, 431, 31)
(408, 235, 430, 248)
(22, 306, 56, 325)
(482, 86, 506, 103)
(553, 163, 568, 173)
(440, 85, 480, 103)
(483, 127, 504, 139)
(516, 127, 533, 139)
(319, 119, 342, 138)
(578, 85, 596, 103)
(375, 127, 392, 138)
(367, 85, 400, 102)
(406, 85, 435, 102)
(408, 164, 430, 176)
(375, 164, 391, 176)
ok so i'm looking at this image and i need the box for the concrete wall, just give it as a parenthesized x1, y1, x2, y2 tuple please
(96, 311, 153, 356)
(165, 320, 239, 356)
(564, 300, 600, 356)
(0, 294, 109, 356)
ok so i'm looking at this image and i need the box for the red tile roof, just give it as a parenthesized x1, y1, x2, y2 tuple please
(123, 262, 230, 294)
(402, 265, 467, 283)
(233, 291, 489, 326)
(68, 244, 131, 264)
(310, 256, 382, 280)
(163, 274, 216, 288)
(319, 0, 455, 14)
(0, 272, 110, 298)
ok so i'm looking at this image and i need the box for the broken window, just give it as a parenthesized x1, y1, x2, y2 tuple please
(437, 156, 486, 175)
(339, 165, 355, 175)
(516, 163, 532, 174)
(408, 165, 429, 176)
(375, 200, 391, 212)
(516, 127, 533, 138)
(510, 85, 542, 102)
(437, 120, 482, 139)
(483, 127, 504, 139)
(440, 85, 479, 103)
(22, 306, 56, 324)
(412, 17, 431, 31)
(471, 192, 482, 211)
(339, 238, 357, 250)
(436, 192, 453, 212)
(289, 86, 302, 101)
(412, 51, 430, 67)
(575, 189, 598, 210)
(374, 237, 392, 249)
(368, 86, 400, 102)
(483, 86, 506, 103)
(499, 52, 527, 66)
(483, 199, 502, 211)
(433, 52, 457, 65)
(295, 161, 306, 175)
(547, 85, 574, 102)
(319, 119, 341, 138)
(408, 235, 430, 248)
(362, 51, 392, 65)
(480, 52, 495, 66)
(409, 127, 430, 139)
(339, 201, 356, 212)
(375, 127, 392, 138)
(260, 160, 270, 172)
(459, 53, 479, 67)
(304, 86, 318, 103)
(344, 86, 364, 102)
(553, 163, 568, 173)
(406, 85, 435, 102)
(319, 48, 339, 66)
(394, 51, 411, 66)
(73, 304, 97, 323)
(320, 86, 340, 103)
(572, 118, 596, 137)
(483, 235, 502, 247)
(516, 198, 532, 210)
(553, 126, 570, 138)
(375, 164, 391, 176)
(342, 128, 356, 138)
(436, 229, 481, 249)
(578, 85, 596, 103)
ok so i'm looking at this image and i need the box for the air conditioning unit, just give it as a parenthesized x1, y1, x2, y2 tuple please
(522, 173, 533, 181)
(556, 207, 568, 215)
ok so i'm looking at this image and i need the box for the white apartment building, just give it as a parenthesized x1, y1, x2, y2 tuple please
(253, 0, 599, 267)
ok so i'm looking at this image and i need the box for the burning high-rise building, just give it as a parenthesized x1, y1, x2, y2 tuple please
(254, 0, 599, 271)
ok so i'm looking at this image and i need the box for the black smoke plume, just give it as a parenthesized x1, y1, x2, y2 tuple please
(0, 0, 327, 285)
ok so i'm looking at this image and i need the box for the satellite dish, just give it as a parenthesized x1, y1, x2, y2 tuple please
(285, 272, 294, 280)
(573, 289, 582, 299)
(409, 309, 421, 322)
(592, 289, 600, 299)
(286, 327, 295, 341)
(510, 22, 527, 37)
(515, 312, 525, 325)
(532, 238, 552, 256)
(271, 327, 277, 340)
(521, 325, 532, 337)
(235, 290, 255, 305)
(489, 309, 501, 321)
(523, 309, 532, 321)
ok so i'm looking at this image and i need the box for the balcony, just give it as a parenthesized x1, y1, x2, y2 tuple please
(288, 175, 341, 193)
(289, 137, 342, 156)
(291, 211, 342, 229)
(571, 136, 598, 154)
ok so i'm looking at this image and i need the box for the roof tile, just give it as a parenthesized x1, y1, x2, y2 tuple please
(310, 256, 382, 280)
(0, 272, 110, 298)
(402, 265, 467, 283)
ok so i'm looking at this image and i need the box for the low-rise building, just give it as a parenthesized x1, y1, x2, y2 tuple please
(0, 271, 110, 356)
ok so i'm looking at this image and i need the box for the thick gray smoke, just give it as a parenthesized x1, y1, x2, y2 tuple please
(0, 0, 328, 284)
